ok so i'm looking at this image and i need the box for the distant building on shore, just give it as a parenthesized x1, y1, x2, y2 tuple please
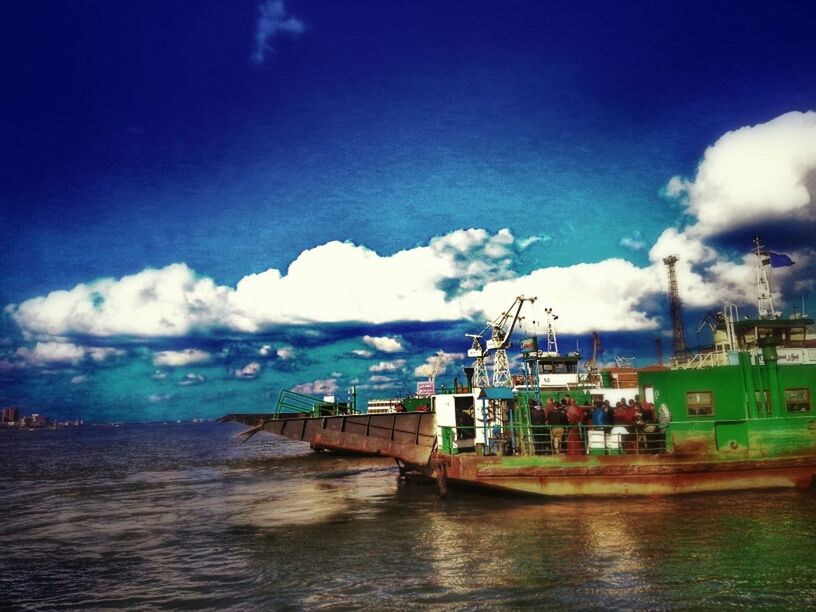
(1, 406, 20, 425)
(366, 399, 404, 414)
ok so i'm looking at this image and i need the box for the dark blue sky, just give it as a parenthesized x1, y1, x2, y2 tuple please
(4, 1, 814, 301)
(2, 1, 815, 420)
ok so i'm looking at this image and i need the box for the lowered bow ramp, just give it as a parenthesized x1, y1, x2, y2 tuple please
(221, 412, 438, 466)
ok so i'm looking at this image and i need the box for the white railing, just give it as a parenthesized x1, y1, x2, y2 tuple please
(671, 350, 731, 370)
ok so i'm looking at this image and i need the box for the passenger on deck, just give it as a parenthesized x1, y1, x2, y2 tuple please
(603, 399, 615, 426)
(582, 403, 593, 426)
(530, 403, 547, 454)
(591, 401, 606, 428)
(548, 403, 567, 454)
(566, 398, 584, 455)
(613, 402, 630, 425)
(612, 401, 636, 452)
(627, 399, 638, 420)
(639, 394, 655, 422)
(633, 402, 647, 451)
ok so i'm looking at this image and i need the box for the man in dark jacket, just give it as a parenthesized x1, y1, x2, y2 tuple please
(548, 404, 568, 453)
(530, 403, 548, 454)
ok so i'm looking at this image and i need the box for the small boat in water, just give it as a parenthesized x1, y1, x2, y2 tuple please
(222, 239, 816, 497)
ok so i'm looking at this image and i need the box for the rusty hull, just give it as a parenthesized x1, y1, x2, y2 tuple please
(222, 412, 438, 466)
(445, 452, 816, 496)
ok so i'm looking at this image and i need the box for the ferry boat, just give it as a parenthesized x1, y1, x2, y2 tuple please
(222, 239, 816, 497)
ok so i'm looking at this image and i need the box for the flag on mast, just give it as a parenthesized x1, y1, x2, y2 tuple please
(766, 252, 795, 268)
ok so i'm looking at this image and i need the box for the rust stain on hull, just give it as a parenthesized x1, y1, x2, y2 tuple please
(223, 412, 438, 466)
(446, 453, 816, 496)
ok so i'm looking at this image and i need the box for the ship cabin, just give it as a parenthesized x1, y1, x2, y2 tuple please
(511, 352, 581, 389)
(535, 352, 581, 384)
(732, 317, 816, 364)
(638, 316, 816, 460)
(433, 387, 516, 455)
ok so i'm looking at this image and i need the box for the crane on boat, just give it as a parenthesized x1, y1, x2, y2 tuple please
(466, 334, 489, 388)
(583, 331, 602, 387)
(485, 295, 537, 387)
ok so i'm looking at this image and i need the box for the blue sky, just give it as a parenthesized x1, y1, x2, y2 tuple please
(2, 1, 815, 422)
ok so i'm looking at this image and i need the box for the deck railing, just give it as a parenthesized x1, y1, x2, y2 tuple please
(444, 423, 670, 456)
(670, 350, 730, 370)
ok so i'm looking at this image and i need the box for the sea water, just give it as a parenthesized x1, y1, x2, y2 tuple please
(2, 422, 816, 609)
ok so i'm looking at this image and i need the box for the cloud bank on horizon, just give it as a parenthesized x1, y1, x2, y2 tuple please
(4, 111, 816, 373)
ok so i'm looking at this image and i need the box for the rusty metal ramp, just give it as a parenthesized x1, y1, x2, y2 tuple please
(220, 412, 438, 466)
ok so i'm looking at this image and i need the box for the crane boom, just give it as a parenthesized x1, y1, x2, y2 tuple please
(488, 295, 537, 387)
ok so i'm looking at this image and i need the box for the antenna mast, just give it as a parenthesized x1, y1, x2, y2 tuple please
(663, 255, 686, 355)
(543, 307, 559, 355)
(753, 236, 776, 319)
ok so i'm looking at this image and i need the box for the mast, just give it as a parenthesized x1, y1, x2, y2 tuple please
(663, 255, 686, 355)
(753, 235, 776, 319)
(543, 307, 559, 355)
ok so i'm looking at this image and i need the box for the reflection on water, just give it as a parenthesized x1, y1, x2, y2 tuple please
(2, 422, 816, 608)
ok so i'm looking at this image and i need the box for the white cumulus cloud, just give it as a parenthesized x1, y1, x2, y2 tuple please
(369, 375, 393, 384)
(291, 378, 337, 396)
(666, 110, 816, 238)
(369, 359, 406, 373)
(233, 362, 262, 379)
(179, 373, 206, 386)
(8, 229, 533, 337)
(276, 346, 295, 360)
(12, 263, 229, 338)
(362, 335, 404, 353)
(414, 351, 465, 378)
(17, 341, 97, 367)
(153, 349, 212, 367)
(458, 259, 661, 334)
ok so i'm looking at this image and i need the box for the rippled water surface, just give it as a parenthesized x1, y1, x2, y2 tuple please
(3, 423, 816, 609)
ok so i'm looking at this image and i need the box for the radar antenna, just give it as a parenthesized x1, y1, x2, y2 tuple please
(543, 307, 559, 355)
(753, 236, 776, 319)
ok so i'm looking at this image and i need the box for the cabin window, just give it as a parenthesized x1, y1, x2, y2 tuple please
(785, 388, 811, 412)
(686, 391, 714, 416)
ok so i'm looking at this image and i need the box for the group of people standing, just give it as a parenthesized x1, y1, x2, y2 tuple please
(529, 395, 665, 455)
